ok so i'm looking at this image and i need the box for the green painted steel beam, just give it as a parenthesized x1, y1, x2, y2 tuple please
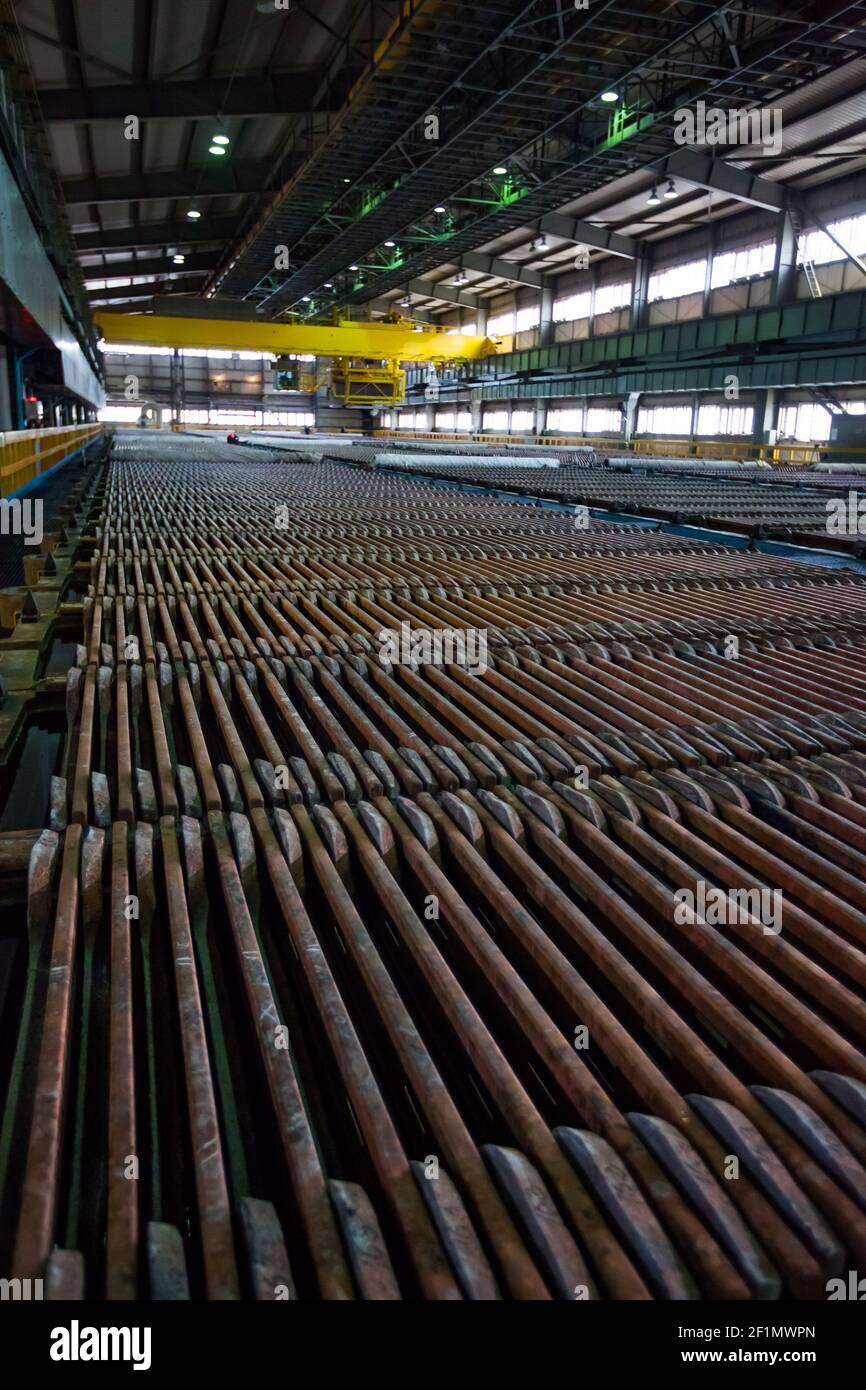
(473, 288, 866, 385)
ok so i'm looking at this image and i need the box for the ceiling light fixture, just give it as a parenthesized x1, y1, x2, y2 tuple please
(384, 240, 396, 247)
(533, 233, 548, 251)
(434, 205, 446, 213)
(663, 178, 677, 199)
(187, 209, 201, 219)
(208, 144, 226, 156)
(211, 134, 229, 146)
(600, 90, 619, 102)
(349, 264, 359, 271)
(492, 165, 507, 175)
(647, 187, 660, 205)
(173, 254, 185, 264)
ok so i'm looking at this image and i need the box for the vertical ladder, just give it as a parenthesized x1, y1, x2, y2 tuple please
(790, 208, 822, 298)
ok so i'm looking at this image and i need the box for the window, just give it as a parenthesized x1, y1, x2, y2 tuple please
(434, 410, 470, 431)
(696, 404, 754, 436)
(261, 410, 315, 427)
(482, 410, 509, 431)
(100, 342, 172, 356)
(637, 404, 692, 435)
(98, 404, 142, 421)
(648, 259, 707, 302)
(585, 407, 622, 434)
(711, 243, 775, 288)
(86, 276, 154, 290)
(594, 281, 631, 314)
(487, 311, 514, 337)
(553, 291, 591, 323)
(777, 402, 833, 442)
(510, 410, 534, 431)
(514, 305, 540, 333)
(435, 409, 471, 430)
(546, 407, 585, 433)
(798, 212, 866, 268)
(179, 348, 277, 361)
(207, 409, 261, 426)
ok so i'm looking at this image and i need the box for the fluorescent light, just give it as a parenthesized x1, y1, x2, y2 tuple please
(187, 209, 201, 219)
(600, 90, 619, 102)
(173, 254, 185, 264)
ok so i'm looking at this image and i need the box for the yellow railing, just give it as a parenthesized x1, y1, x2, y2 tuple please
(0, 425, 102, 499)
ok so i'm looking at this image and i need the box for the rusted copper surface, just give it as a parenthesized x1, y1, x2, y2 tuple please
(1, 432, 865, 1299)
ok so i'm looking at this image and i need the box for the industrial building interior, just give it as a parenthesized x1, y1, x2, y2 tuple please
(2, 0, 866, 1321)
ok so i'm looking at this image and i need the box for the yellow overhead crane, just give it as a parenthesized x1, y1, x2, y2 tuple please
(93, 311, 497, 406)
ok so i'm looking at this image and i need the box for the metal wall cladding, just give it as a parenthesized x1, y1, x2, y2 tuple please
(479, 288, 866, 394)
(3, 431, 866, 1301)
(0, 147, 103, 408)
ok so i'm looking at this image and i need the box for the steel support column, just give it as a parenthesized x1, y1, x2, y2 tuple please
(772, 211, 799, 305)
(631, 256, 651, 332)
(752, 388, 778, 446)
(539, 283, 555, 349)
